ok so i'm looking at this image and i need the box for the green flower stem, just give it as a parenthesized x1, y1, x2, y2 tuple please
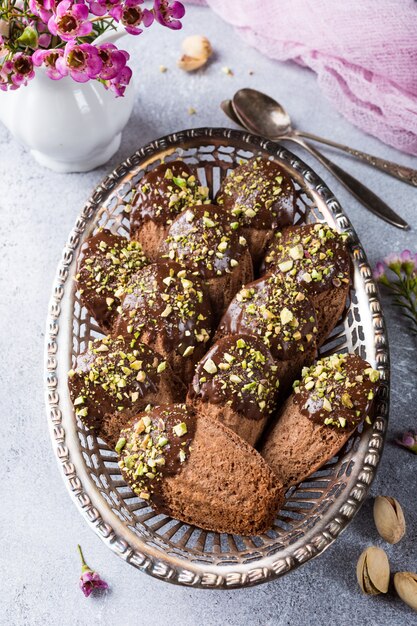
(385, 278, 417, 334)
(77, 544, 91, 574)
(376, 257, 417, 336)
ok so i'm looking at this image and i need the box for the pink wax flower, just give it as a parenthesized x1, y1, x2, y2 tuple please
(56, 41, 102, 82)
(0, 0, 185, 95)
(111, 0, 154, 35)
(12, 53, 36, 86)
(48, 0, 92, 42)
(33, 48, 66, 79)
(97, 43, 128, 80)
(37, 20, 52, 48)
(106, 63, 132, 96)
(153, 0, 184, 30)
(77, 545, 109, 598)
(384, 252, 402, 275)
(29, 0, 55, 23)
(0, 53, 35, 90)
(373, 261, 386, 281)
(0, 60, 11, 91)
(88, 0, 122, 17)
(395, 430, 417, 454)
(399, 250, 417, 277)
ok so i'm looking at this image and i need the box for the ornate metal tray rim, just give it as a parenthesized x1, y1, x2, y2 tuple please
(44, 127, 390, 589)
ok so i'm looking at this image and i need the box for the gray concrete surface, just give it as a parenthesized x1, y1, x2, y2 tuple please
(1, 5, 416, 625)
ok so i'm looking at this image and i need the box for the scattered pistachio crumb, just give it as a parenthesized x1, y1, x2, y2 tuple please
(173, 422, 188, 437)
(203, 358, 217, 374)
(115, 437, 126, 453)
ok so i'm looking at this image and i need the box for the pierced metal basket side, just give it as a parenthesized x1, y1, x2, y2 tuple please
(45, 127, 389, 589)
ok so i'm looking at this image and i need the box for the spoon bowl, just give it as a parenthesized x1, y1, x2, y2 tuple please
(233, 88, 291, 138)
(220, 99, 242, 127)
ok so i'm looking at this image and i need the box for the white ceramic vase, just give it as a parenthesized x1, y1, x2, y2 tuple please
(0, 31, 134, 172)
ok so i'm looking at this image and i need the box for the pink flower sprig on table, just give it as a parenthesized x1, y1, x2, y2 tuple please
(373, 251, 417, 335)
(395, 430, 417, 455)
(0, 0, 185, 94)
(78, 544, 109, 597)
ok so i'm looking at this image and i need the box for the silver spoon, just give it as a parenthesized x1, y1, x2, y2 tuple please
(234, 88, 417, 187)
(226, 96, 409, 230)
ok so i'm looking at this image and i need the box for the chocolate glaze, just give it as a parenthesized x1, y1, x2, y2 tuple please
(113, 261, 212, 356)
(263, 224, 351, 296)
(118, 404, 196, 511)
(160, 204, 249, 279)
(68, 335, 168, 430)
(216, 157, 295, 230)
(130, 161, 210, 238)
(189, 334, 280, 421)
(218, 273, 317, 360)
(293, 353, 380, 429)
(75, 229, 148, 332)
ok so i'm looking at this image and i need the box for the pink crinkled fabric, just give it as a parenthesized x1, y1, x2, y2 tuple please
(186, 0, 417, 155)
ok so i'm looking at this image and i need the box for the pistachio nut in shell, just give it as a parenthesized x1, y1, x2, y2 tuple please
(178, 35, 212, 71)
(394, 572, 417, 612)
(373, 496, 406, 544)
(356, 546, 390, 595)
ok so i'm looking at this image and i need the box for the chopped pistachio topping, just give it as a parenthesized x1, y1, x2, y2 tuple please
(229, 273, 317, 354)
(293, 353, 380, 429)
(135, 162, 210, 224)
(117, 405, 193, 500)
(69, 335, 165, 419)
(278, 260, 293, 273)
(216, 156, 293, 228)
(173, 422, 188, 437)
(78, 231, 148, 306)
(364, 367, 380, 383)
(115, 437, 126, 453)
(280, 307, 293, 325)
(265, 223, 350, 291)
(196, 336, 279, 418)
(118, 264, 211, 355)
(162, 207, 247, 277)
(203, 358, 218, 374)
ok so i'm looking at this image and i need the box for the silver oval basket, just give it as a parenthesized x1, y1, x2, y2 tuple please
(45, 128, 389, 588)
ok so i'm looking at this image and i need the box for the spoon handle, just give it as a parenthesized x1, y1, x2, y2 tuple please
(220, 99, 409, 230)
(296, 130, 417, 188)
(285, 136, 410, 230)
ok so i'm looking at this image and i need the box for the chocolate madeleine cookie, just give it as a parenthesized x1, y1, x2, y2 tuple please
(260, 353, 380, 487)
(75, 229, 149, 333)
(216, 157, 295, 263)
(188, 334, 280, 446)
(68, 335, 185, 446)
(262, 224, 351, 345)
(117, 404, 283, 535)
(112, 262, 212, 383)
(130, 161, 210, 259)
(160, 205, 253, 320)
(217, 273, 318, 391)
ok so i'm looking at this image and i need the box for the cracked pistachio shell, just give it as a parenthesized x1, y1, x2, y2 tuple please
(178, 35, 213, 71)
(394, 572, 417, 612)
(356, 546, 390, 595)
(373, 496, 406, 544)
